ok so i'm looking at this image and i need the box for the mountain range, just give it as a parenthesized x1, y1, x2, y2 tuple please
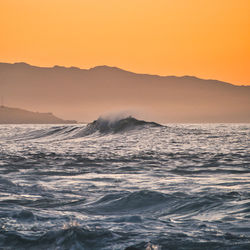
(0, 62, 249, 123)
(0, 106, 76, 124)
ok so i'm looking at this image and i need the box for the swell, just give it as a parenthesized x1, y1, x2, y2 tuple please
(1, 189, 250, 249)
(2, 189, 249, 213)
(0, 226, 116, 250)
(1, 228, 249, 250)
(84, 190, 169, 214)
(80, 190, 250, 217)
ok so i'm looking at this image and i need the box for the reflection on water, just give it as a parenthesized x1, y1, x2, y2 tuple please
(0, 121, 249, 249)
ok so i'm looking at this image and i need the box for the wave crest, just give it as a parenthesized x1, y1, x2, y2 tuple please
(84, 116, 162, 135)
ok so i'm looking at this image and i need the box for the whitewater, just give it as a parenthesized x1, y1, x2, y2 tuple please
(0, 117, 249, 249)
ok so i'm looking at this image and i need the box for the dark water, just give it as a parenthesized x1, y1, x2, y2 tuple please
(0, 118, 249, 249)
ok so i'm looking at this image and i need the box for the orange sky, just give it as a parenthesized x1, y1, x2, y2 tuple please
(1, 0, 249, 85)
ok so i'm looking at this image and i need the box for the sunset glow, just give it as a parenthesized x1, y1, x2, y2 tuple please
(1, 0, 249, 85)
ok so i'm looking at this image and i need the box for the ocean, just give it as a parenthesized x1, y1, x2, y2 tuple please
(0, 117, 249, 249)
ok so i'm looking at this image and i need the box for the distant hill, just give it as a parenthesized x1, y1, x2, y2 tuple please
(0, 62, 249, 123)
(0, 106, 77, 124)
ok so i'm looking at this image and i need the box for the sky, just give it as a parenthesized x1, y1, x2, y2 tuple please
(1, 0, 250, 85)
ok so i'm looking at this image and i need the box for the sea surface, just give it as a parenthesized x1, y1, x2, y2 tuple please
(0, 117, 249, 250)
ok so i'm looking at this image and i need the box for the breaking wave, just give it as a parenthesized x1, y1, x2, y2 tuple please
(8, 116, 162, 141)
(83, 116, 162, 135)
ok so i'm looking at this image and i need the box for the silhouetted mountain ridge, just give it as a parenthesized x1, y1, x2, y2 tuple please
(0, 106, 77, 124)
(0, 62, 249, 122)
(2, 62, 238, 85)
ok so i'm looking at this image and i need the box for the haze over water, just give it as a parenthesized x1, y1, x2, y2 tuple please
(0, 118, 249, 249)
